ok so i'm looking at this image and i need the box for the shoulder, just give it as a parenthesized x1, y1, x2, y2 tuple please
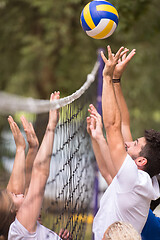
(117, 154, 137, 177)
(116, 154, 138, 186)
(113, 154, 154, 193)
(8, 218, 36, 239)
(133, 172, 160, 200)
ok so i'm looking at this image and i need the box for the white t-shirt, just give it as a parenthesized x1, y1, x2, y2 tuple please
(92, 154, 160, 240)
(8, 218, 62, 240)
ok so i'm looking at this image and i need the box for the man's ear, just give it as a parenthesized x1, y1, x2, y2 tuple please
(135, 157, 147, 169)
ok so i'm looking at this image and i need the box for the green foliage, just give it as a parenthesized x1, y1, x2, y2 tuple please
(0, 0, 159, 136)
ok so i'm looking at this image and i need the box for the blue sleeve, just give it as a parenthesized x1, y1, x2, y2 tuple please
(141, 209, 160, 240)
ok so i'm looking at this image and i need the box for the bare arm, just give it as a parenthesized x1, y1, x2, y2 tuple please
(20, 116, 39, 195)
(101, 46, 127, 176)
(7, 116, 26, 194)
(17, 91, 60, 233)
(87, 105, 114, 185)
(113, 48, 136, 142)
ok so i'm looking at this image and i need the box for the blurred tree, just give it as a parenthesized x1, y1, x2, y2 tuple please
(0, 0, 159, 138)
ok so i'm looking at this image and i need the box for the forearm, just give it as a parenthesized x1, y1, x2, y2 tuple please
(113, 82, 133, 141)
(113, 82, 130, 124)
(102, 76, 121, 130)
(25, 147, 38, 194)
(102, 76, 126, 174)
(91, 137, 113, 185)
(7, 148, 26, 194)
(92, 136, 115, 184)
(32, 124, 55, 178)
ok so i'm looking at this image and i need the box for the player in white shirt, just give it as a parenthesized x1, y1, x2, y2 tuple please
(87, 46, 160, 240)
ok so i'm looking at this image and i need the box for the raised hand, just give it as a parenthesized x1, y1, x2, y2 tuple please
(20, 116, 39, 150)
(101, 45, 126, 78)
(48, 91, 60, 131)
(8, 115, 26, 151)
(87, 104, 103, 141)
(113, 48, 136, 79)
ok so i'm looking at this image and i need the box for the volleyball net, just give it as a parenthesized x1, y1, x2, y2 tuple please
(0, 60, 100, 239)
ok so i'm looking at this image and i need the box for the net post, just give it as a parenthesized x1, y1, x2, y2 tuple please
(92, 48, 105, 240)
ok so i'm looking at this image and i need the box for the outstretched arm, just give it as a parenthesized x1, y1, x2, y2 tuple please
(101, 46, 127, 176)
(20, 116, 39, 195)
(113, 48, 136, 142)
(87, 104, 114, 185)
(17, 91, 60, 233)
(7, 116, 26, 194)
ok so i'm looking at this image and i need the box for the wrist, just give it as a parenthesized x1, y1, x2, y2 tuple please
(28, 145, 39, 151)
(47, 124, 56, 132)
(16, 147, 25, 153)
(113, 73, 122, 79)
(112, 78, 121, 83)
(103, 75, 112, 82)
(91, 133, 105, 143)
(95, 136, 107, 148)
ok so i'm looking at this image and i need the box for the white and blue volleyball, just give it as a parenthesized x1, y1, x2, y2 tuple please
(80, 0, 119, 39)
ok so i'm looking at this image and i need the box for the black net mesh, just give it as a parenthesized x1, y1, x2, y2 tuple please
(43, 80, 97, 239)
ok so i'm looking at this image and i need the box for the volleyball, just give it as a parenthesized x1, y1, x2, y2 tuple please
(80, 0, 119, 39)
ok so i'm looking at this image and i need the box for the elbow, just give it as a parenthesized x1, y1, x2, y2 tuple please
(104, 113, 121, 133)
(104, 119, 121, 133)
(104, 119, 116, 129)
(33, 162, 50, 179)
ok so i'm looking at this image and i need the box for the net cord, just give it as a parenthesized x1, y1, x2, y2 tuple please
(0, 61, 99, 114)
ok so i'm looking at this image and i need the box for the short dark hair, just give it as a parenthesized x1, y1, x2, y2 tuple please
(140, 129, 160, 178)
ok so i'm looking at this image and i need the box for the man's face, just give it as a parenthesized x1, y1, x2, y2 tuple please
(125, 137, 146, 159)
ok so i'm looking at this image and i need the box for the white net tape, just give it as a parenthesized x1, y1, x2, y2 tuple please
(0, 61, 99, 114)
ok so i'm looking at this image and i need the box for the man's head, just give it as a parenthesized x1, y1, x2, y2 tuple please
(125, 137, 146, 160)
(125, 129, 160, 177)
